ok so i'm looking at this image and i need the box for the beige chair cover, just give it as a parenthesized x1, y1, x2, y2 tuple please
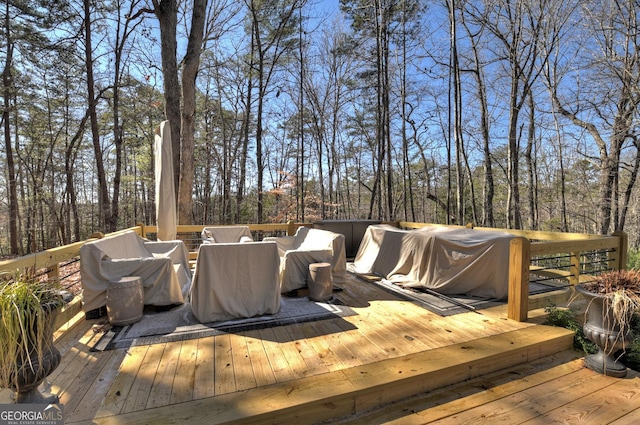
(190, 241, 281, 322)
(265, 227, 347, 293)
(80, 230, 190, 312)
(201, 225, 253, 243)
(353, 225, 513, 299)
(351, 224, 414, 277)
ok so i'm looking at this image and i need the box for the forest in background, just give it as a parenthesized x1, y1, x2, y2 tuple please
(2, 0, 640, 256)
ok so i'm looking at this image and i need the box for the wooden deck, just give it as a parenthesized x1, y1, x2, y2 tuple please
(333, 350, 640, 424)
(3, 272, 638, 424)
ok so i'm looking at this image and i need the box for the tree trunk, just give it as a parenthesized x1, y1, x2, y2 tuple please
(382, 6, 392, 221)
(65, 110, 89, 242)
(155, 0, 181, 200)
(177, 0, 207, 225)
(370, 0, 384, 220)
(2, 2, 18, 254)
(450, 0, 464, 225)
(109, 1, 142, 231)
(619, 143, 640, 231)
(110, 32, 122, 233)
(507, 75, 522, 229)
(526, 94, 537, 230)
(237, 28, 252, 224)
(255, 28, 265, 224)
(297, 9, 305, 220)
(460, 9, 493, 227)
(84, 0, 112, 230)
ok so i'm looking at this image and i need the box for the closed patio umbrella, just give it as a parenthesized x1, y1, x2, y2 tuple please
(154, 121, 177, 241)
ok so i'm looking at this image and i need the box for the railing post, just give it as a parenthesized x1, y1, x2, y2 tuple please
(136, 223, 146, 238)
(47, 264, 60, 283)
(569, 251, 580, 286)
(612, 231, 628, 271)
(287, 220, 296, 236)
(508, 236, 530, 322)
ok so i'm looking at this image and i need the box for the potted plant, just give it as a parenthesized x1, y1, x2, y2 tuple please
(0, 273, 65, 403)
(576, 269, 640, 377)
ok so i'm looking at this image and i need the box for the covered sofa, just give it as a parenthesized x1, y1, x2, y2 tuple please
(352, 224, 513, 299)
(79, 230, 191, 314)
(265, 226, 346, 293)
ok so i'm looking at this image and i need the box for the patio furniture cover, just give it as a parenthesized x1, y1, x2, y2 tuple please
(201, 225, 253, 244)
(154, 121, 177, 241)
(190, 241, 281, 322)
(265, 227, 347, 293)
(352, 225, 514, 299)
(80, 230, 190, 313)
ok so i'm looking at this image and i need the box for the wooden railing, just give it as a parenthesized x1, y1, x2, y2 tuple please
(0, 223, 306, 281)
(502, 229, 626, 321)
(0, 222, 628, 323)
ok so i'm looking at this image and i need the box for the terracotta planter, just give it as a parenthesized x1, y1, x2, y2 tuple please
(8, 304, 61, 403)
(576, 285, 632, 377)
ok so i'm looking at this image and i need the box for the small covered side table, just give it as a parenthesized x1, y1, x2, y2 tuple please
(107, 276, 144, 326)
(308, 262, 333, 301)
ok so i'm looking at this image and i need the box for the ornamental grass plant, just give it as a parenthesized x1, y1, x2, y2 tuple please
(0, 273, 64, 389)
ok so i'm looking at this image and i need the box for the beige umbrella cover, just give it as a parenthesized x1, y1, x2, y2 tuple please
(154, 121, 177, 241)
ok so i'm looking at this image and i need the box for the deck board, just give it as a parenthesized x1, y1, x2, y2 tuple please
(68, 349, 127, 422)
(228, 332, 258, 392)
(430, 366, 613, 424)
(213, 334, 236, 395)
(193, 336, 216, 399)
(521, 371, 640, 424)
(146, 341, 180, 408)
(270, 325, 321, 378)
(331, 316, 389, 363)
(171, 338, 198, 404)
(244, 329, 278, 388)
(51, 327, 107, 407)
(288, 321, 349, 372)
(336, 350, 585, 424)
(306, 319, 364, 369)
(121, 342, 164, 414)
(95, 344, 149, 418)
(281, 323, 336, 374)
(257, 327, 301, 383)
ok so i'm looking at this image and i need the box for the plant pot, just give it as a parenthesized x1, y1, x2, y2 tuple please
(8, 304, 61, 403)
(576, 285, 632, 377)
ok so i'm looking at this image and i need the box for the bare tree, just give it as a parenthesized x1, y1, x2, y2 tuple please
(2, 0, 66, 252)
(246, 0, 304, 223)
(459, 0, 494, 227)
(447, 0, 467, 225)
(550, 0, 640, 234)
(107, 0, 146, 231)
(83, 0, 112, 230)
(466, 0, 559, 229)
(2, 1, 18, 254)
